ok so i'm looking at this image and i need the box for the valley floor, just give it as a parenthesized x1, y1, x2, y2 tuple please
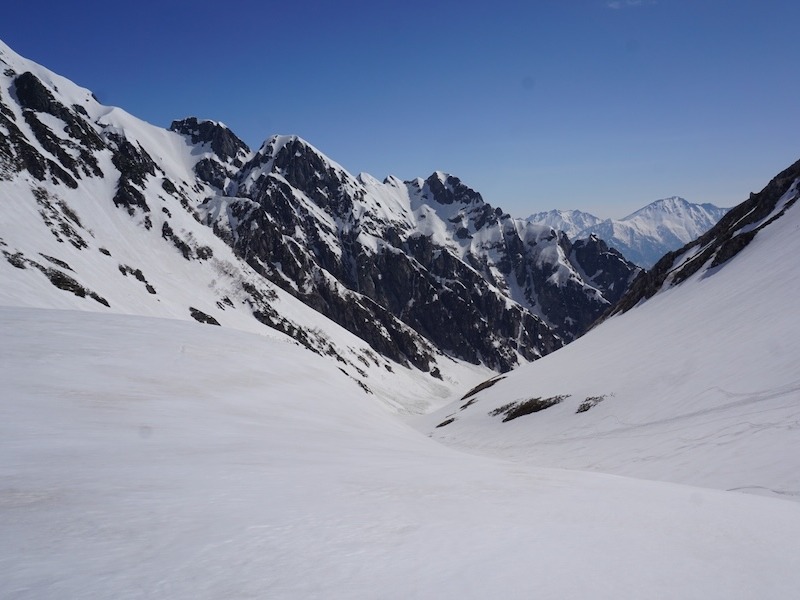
(3, 308, 800, 599)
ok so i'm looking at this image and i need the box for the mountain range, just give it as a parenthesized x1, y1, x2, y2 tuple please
(528, 197, 729, 268)
(0, 38, 639, 385)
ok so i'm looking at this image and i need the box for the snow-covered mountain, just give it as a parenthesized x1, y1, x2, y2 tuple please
(0, 38, 639, 381)
(583, 197, 730, 268)
(527, 198, 729, 268)
(423, 160, 800, 500)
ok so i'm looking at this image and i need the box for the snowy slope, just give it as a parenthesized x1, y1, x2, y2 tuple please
(423, 168, 800, 501)
(3, 307, 800, 599)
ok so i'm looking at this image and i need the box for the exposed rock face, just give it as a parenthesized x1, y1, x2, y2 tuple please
(1, 72, 103, 188)
(569, 234, 642, 305)
(170, 117, 250, 164)
(409, 174, 638, 341)
(607, 159, 800, 318)
(201, 139, 639, 370)
(170, 117, 250, 193)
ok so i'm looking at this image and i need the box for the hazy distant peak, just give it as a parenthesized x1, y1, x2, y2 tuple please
(526, 209, 604, 238)
(528, 199, 729, 268)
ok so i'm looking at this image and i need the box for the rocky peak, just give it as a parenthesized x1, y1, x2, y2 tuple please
(569, 234, 642, 304)
(420, 172, 484, 207)
(410, 172, 509, 233)
(0, 38, 644, 377)
(169, 117, 250, 194)
(239, 135, 361, 219)
(170, 117, 250, 166)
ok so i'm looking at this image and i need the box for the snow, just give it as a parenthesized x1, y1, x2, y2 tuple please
(1, 41, 500, 416)
(3, 307, 800, 599)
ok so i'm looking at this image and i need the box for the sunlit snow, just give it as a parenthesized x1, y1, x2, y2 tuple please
(3, 308, 800, 599)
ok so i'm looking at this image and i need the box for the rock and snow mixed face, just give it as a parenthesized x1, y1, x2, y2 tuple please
(0, 39, 486, 410)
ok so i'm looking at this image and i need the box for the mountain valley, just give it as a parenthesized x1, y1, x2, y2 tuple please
(2, 37, 800, 599)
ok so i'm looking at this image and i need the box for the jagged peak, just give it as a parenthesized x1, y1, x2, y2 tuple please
(420, 171, 484, 207)
(170, 116, 233, 135)
(256, 134, 313, 158)
(248, 134, 350, 176)
(170, 117, 250, 162)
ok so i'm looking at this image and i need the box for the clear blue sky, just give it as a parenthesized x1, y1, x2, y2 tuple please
(2, 1, 798, 217)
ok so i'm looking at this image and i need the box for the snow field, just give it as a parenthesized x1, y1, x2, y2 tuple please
(3, 308, 800, 599)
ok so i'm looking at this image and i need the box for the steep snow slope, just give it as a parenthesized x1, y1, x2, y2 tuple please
(423, 169, 800, 501)
(3, 307, 800, 599)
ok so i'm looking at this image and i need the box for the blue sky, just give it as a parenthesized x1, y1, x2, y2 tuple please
(2, 1, 798, 217)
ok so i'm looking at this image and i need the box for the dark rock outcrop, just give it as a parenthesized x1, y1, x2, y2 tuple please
(569, 234, 642, 305)
(201, 138, 637, 371)
(170, 117, 250, 165)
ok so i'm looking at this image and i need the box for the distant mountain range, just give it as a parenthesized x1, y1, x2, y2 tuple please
(527, 197, 729, 268)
